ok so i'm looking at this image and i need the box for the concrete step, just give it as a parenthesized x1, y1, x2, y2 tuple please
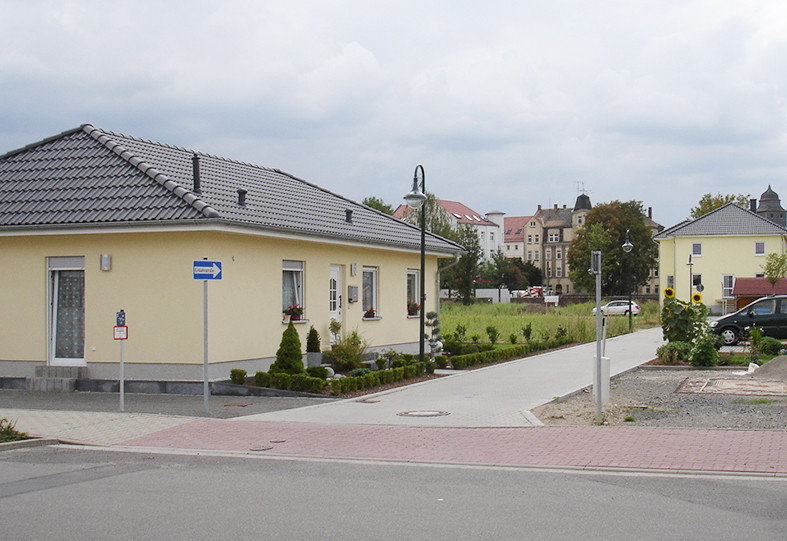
(26, 377, 77, 392)
(34, 366, 87, 379)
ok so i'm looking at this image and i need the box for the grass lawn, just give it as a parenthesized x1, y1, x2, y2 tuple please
(439, 300, 660, 345)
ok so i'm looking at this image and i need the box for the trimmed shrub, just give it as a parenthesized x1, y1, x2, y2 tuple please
(254, 371, 271, 388)
(449, 345, 530, 370)
(229, 368, 247, 385)
(423, 361, 436, 374)
(434, 355, 448, 369)
(349, 367, 371, 377)
(454, 324, 467, 341)
(375, 357, 388, 371)
(306, 326, 321, 353)
(329, 379, 342, 396)
(306, 366, 330, 379)
(508, 333, 517, 345)
(270, 322, 304, 374)
(522, 322, 533, 342)
(272, 372, 292, 390)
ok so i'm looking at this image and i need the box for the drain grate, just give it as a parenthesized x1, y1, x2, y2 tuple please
(397, 410, 450, 417)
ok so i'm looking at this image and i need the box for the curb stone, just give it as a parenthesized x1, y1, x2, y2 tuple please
(0, 437, 59, 452)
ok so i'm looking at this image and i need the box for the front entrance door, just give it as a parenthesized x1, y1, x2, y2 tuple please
(329, 265, 342, 343)
(49, 257, 86, 366)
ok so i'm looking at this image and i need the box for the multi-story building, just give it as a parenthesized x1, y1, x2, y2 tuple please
(394, 200, 504, 261)
(503, 215, 531, 261)
(526, 194, 592, 295)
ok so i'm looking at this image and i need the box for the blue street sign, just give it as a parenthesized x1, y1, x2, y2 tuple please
(193, 260, 222, 280)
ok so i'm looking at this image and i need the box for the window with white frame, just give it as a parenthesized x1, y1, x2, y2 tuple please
(556, 248, 562, 260)
(490, 232, 495, 242)
(722, 275, 735, 298)
(534, 251, 540, 261)
(407, 269, 419, 314)
(362, 266, 378, 316)
(692, 242, 702, 256)
(527, 251, 532, 260)
(545, 248, 552, 260)
(282, 260, 304, 314)
(534, 234, 540, 243)
(755, 241, 765, 255)
(530, 221, 536, 227)
(527, 235, 532, 243)
(548, 232, 560, 243)
(556, 266, 562, 277)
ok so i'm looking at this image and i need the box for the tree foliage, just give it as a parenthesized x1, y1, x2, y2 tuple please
(444, 224, 481, 304)
(690, 193, 749, 219)
(400, 192, 458, 241)
(362, 196, 394, 215)
(477, 253, 541, 290)
(567, 201, 658, 295)
(762, 253, 787, 293)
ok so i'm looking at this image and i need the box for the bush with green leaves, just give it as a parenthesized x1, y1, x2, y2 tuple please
(656, 342, 692, 363)
(322, 330, 367, 372)
(470, 334, 481, 343)
(329, 379, 342, 396)
(434, 355, 448, 369)
(760, 336, 783, 356)
(270, 322, 304, 374)
(555, 325, 567, 340)
(254, 371, 271, 388)
(688, 332, 719, 367)
(522, 322, 533, 342)
(229, 368, 247, 385)
(306, 366, 330, 379)
(661, 298, 707, 343)
(508, 333, 517, 345)
(485, 325, 499, 344)
(349, 367, 371, 377)
(454, 324, 467, 341)
(306, 326, 321, 353)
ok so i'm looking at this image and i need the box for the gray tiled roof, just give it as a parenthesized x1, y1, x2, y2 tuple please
(0, 125, 462, 254)
(654, 202, 787, 239)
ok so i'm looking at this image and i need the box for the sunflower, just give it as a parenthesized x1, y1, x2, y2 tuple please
(663, 287, 675, 299)
(691, 292, 703, 303)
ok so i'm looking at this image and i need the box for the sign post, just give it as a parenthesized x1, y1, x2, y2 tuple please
(193, 260, 222, 413)
(590, 251, 604, 420)
(114, 310, 128, 412)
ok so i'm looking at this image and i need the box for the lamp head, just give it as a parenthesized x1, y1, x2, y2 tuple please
(622, 229, 633, 253)
(404, 177, 426, 209)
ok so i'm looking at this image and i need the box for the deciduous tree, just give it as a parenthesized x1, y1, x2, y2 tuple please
(690, 193, 749, 219)
(567, 201, 657, 295)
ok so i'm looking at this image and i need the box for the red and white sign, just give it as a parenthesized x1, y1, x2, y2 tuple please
(113, 326, 128, 340)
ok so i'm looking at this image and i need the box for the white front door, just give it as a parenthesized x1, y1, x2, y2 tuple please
(49, 258, 86, 366)
(329, 265, 342, 342)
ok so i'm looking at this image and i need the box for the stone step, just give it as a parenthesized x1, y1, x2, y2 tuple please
(26, 377, 77, 392)
(34, 366, 87, 379)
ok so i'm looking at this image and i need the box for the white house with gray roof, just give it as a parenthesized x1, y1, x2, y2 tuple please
(0, 124, 462, 381)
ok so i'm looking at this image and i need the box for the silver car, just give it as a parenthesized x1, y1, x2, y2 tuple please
(592, 300, 640, 316)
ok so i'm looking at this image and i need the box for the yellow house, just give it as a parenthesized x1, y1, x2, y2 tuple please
(0, 125, 462, 380)
(654, 202, 787, 314)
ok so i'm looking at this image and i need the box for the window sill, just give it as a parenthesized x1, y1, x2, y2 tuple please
(407, 314, 420, 318)
(363, 316, 382, 321)
(282, 318, 309, 324)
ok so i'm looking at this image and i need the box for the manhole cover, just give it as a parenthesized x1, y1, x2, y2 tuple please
(249, 445, 273, 452)
(397, 410, 450, 417)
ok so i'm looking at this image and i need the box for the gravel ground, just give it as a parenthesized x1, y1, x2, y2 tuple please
(533, 359, 786, 429)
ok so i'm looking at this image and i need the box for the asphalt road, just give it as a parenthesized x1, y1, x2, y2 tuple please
(2, 446, 785, 541)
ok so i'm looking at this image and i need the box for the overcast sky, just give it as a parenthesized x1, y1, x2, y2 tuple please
(2, 1, 786, 228)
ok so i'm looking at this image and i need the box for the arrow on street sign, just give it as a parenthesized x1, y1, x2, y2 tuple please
(193, 260, 222, 280)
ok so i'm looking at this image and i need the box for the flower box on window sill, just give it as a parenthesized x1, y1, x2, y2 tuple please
(282, 318, 309, 325)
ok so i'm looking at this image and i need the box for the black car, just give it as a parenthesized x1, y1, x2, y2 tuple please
(709, 295, 787, 345)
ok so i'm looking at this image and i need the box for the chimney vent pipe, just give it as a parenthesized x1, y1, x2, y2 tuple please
(192, 154, 201, 194)
(237, 189, 247, 206)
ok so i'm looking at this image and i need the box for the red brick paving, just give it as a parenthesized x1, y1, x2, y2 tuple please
(119, 421, 787, 474)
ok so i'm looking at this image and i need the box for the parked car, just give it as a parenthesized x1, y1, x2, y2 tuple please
(709, 295, 787, 345)
(592, 300, 640, 316)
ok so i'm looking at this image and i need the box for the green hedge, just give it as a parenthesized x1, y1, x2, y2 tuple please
(450, 344, 532, 369)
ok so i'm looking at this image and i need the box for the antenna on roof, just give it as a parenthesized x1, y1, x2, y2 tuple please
(576, 181, 589, 196)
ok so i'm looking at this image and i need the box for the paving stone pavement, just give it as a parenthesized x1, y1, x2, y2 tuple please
(2, 327, 786, 475)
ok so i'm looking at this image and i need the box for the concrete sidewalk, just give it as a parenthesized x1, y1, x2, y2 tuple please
(236, 327, 665, 426)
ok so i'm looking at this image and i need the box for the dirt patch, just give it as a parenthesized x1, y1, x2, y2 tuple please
(532, 364, 787, 429)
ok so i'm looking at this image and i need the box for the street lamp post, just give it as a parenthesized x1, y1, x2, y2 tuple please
(404, 165, 427, 363)
(622, 229, 634, 332)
